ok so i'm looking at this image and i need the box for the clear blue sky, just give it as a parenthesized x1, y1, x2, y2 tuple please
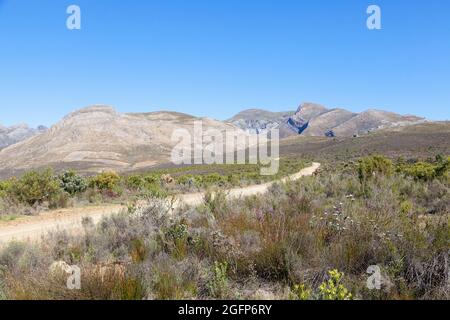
(0, 0, 449, 127)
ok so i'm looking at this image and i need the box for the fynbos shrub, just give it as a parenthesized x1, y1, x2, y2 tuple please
(59, 170, 87, 195)
(318, 270, 353, 300)
(207, 261, 229, 299)
(358, 155, 393, 182)
(89, 171, 121, 192)
(9, 169, 61, 205)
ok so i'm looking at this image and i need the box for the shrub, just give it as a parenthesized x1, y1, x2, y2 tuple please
(400, 200, 413, 214)
(143, 174, 160, 185)
(289, 284, 312, 300)
(126, 175, 146, 190)
(397, 156, 449, 181)
(201, 173, 227, 187)
(90, 171, 121, 192)
(163, 222, 190, 260)
(358, 155, 393, 182)
(318, 270, 353, 300)
(0, 179, 14, 198)
(402, 162, 437, 181)
(435, 156, 450, 177)
(144, 184, 168, 199)
(9, 169, 61, 205)
(176, 174, 197, 187)
(58, 170, 87, 195)
(153, 270, 183, 300)
(207, 261, 229, 299)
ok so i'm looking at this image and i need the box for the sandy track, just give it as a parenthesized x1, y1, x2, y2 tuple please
(0, 163, 320, 245)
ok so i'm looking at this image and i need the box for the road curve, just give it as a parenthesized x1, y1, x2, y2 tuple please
(0, 162, 320, 245)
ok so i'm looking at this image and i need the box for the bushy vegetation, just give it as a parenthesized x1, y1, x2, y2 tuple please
(7, 169, 62, 206)
(397, 155, 450, 181)
(0, 158, 308, 217)
(0, 155, 448, 300)
(358, 155, 393, 183)
(89, 171, 121, 193)
(59, 170, 87, 195)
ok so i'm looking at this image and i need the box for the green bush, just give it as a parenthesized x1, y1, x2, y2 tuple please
(201, 173, 227, 187)
(0, 179, 14, 198)
(435, 156, 450, 176)
(207, 261, 229, 298)
(9, 169, 61, 205)
(126, 175, 146, 190)
(318, 270, 353, 300)
(143, 174, 160, 185)
(401, 162, 437, 181)
(176, 174, 197, 186)
(397, 156, 449, 181)
(89, 171, 121, 192)
(162, 222, 190, 260)
(358, 155, 393, 182)
(289, 284, 312, 300)
(58, 170, 87, 195)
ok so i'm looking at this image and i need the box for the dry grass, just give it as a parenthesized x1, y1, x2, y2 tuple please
(0, 156, 448, 300)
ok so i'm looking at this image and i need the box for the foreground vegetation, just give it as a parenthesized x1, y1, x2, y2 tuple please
(0, 158, 308, 218)
(0, 155, 448, 300)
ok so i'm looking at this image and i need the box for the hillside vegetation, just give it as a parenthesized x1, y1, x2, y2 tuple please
(0, 155, 448, 300)
(0, 158, 308, 218)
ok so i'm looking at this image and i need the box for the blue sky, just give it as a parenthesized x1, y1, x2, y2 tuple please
(0, 0, 449, 127)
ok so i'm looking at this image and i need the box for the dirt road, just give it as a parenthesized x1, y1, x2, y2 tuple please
(0, 162, 320, 244)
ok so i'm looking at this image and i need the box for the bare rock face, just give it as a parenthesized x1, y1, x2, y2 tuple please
(228, 109, 294, 137)
(0, 123, 47, 149)
(229, 102, 425, 138)
(0, 105, 238, 177)
(291, 103, 329, 122)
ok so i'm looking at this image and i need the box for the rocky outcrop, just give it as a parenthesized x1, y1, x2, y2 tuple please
(228, 109, 294, 137)
(0, 123, 47, 149)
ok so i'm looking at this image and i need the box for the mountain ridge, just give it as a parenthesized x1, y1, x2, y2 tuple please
(0, 122, 47, 149)
(0, 105, 239, 177)
(229, 102, 426, 138)
(0, 102, 431, 177)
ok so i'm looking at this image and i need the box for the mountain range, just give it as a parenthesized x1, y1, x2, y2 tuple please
(0, 123, 47, 149)
(0, 103, 430, 177)
(229, 102, 425, 138)
(0, 105, 236, 177)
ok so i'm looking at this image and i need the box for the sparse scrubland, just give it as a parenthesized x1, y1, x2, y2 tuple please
(0, 158, 308, 219)
(0, 155, 448, 300)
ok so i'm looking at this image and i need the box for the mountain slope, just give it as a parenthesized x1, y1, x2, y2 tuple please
(303, 109, 356, 136)
(229, 102, 425, 137)
(0, 105, 238, 177)
(332, 109, 424, 136)
(228, 109, 294, 137)
(0, 123, 47, 149)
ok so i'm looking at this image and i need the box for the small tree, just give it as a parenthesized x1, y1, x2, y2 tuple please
(89, 171, 120, 192)
(358, 155, 393, 183)
(10, 169, 61, 205)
